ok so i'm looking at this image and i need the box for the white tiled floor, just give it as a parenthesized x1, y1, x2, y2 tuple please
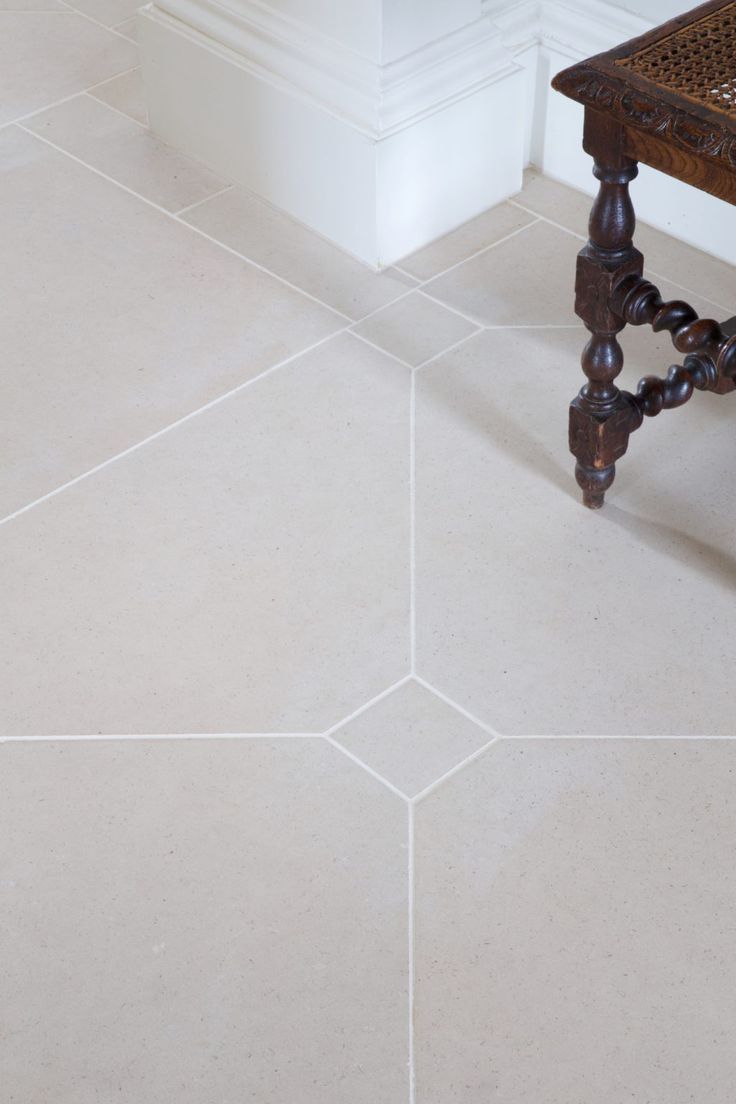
(2, 12, 736, 1103)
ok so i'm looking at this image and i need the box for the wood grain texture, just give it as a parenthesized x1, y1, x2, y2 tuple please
(552, 1, 736, 506)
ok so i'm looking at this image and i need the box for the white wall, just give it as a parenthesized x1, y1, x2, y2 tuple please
(382, 0, 479, 62)
(264, 0, 382, 59)
(606, 0, 690, 19)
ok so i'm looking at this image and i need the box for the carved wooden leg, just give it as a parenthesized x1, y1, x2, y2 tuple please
(569, 114, 643, 508)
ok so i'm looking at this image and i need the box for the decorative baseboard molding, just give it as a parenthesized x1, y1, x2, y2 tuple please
(140, 0, 735, 268)
(485, 0, 647, 60)
(139, 0, 525, 266)
(147, 0, 518, 137)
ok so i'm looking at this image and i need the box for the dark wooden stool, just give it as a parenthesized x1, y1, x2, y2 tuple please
(552, 0, 736, 507)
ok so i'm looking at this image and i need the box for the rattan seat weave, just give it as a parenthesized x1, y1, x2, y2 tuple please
(616, 2, 736, 118)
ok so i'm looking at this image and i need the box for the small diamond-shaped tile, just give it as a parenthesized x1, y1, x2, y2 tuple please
(333, 679, 493, 797)
(352, 292, 477, 367)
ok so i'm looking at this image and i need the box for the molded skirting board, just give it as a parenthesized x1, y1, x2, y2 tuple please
(138, 1, 525, 267)
(140, 0, 736, 267)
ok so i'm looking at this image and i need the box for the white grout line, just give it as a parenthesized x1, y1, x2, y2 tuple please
(174, 184, 234, 218)
(409, 371, 417, 674)
(411, 733, 501, 805)
(4, 730, 729, 745)
(82, 64, 141, 92)
(502, 733, 736, 740)
(415, 288, 482, 329)
(322, 676, 413, 738)
(323, 735, 409, 802)
(413, 675, 501, 740)
(508, 198, 587, 241)
(348, 285, 418, 328)
(55, 0, 137, 41)
(1, 67, 140, 130)
(348, 328, 414, 370)
(408, 801, 416, 1104)
(414, 328, 482, 371)
(413, 288, 484, 330)
(0, 331, 344, 530)
(16, 125, 354, 324)
(417, 217, 542, 288)
(0, 732, 320, 742)
(82, 89, 149, 131)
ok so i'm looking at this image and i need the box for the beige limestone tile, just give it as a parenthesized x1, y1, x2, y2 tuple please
(333, 679, 493, 797)
(182, 185, 417, 320)
(89, 66, 146, 124)
(517, 169, 736, 313)
(399, 202, 537, 282)
(351, 292, 478, 367)
(0, 126, 342, 516)
(0, 0, 64, 8)
(513, 167, 591, 235)
(25, 94, 225, 211)
(423, 220, 581, 326)
(635, 221, 736, 314)
(63, 0, 140, 27)
(415, 326, 736, 735)
(0, 12, 136, 124)
(1, 738, 408, 1103)
(0, 333, 410, 735)
(415, 739, 736, 1104)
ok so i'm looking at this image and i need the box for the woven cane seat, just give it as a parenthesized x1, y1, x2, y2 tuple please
(617, 2, 736, 118)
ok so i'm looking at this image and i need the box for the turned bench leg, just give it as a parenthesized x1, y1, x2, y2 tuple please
(570, 114, 643, 508)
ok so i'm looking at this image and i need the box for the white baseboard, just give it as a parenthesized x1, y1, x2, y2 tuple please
(140, 0, 736, 268)
(139, 1, 525, 267)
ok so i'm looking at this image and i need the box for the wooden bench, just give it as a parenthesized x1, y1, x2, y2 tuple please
(552, 0, 736, 507)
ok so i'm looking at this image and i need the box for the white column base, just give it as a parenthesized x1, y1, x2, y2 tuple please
(139, 3, 525, 268)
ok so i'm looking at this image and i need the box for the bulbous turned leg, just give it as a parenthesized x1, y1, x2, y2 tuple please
(569, 115, 643, 508)
(575, 461, 616, 510)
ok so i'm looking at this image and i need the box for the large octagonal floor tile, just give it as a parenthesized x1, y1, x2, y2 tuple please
(415, 739, 736, 1103)
(0, 333, 410, 735)
(1, 737, 408, 1103)
(416, 325, 736, 734)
